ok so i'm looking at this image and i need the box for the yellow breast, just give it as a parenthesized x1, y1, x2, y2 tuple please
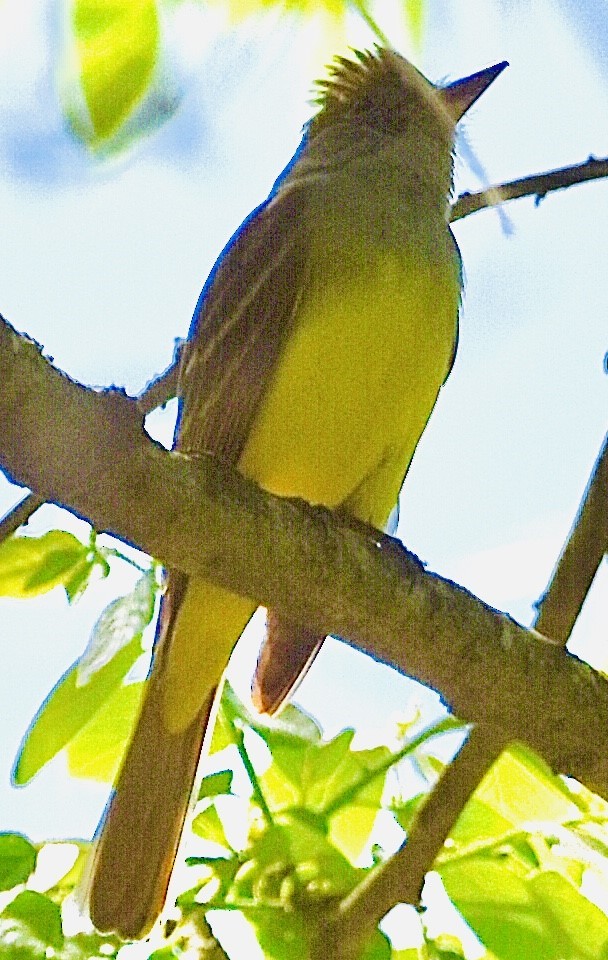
(239, 241, 460, 527)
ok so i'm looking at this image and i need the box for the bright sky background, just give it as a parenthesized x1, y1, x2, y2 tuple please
(0, 0, 606, 865)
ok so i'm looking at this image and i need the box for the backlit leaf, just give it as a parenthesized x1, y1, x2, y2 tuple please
(0, 531, 89, 598)
(0, 891, 63, 951)
(66, 679, 144, 782)
(66, 0, 161, 146)
(76, 571, 156, 685)
(13, 634, 143, 784)
(0, 834, 37, 890)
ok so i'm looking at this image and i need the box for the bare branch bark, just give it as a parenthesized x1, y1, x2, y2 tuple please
(2, 313, 608, 801)
(0, 339, 188, 545)
(0, 492, 43, 541)
(136, 338, 187, 416)
(450, 156, 608, 221)
(3, 155, 605, 556)
(534, 432, 608, 643)
(312, 728, 505, 960)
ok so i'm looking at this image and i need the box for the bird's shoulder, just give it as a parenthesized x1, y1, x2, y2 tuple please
(176, 187, 312, 461)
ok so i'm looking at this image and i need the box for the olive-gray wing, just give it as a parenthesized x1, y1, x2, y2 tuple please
(178, 188, 312, 463)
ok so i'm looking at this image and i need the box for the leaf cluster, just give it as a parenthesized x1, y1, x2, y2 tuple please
(0, 529, 157, 787)
(4, 530, 608, 958)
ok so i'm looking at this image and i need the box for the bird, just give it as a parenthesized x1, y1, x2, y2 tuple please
(87, 46, 507, 940)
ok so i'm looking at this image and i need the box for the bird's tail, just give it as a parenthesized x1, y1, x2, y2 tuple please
(251, 611, 324, 715)
(88, 673, 210, 940)
(87, 574, 255, 940)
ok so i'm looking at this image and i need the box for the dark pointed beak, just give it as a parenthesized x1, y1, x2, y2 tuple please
(440, 60, 508, 121)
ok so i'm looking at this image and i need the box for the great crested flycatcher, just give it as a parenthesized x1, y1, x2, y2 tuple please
(88, 47, 506, 939)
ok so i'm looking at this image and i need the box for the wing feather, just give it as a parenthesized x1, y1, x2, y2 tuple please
(178, 188, 311, 464)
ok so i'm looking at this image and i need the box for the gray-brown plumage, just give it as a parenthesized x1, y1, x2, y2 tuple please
(87, 47, 506, 940)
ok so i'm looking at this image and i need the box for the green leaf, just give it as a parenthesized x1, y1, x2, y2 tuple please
(69, 0, 161, 144)
(422, 933, 466, 959)
(529, 870, 608, 958)
(448, 795, 514, 848)
(215, 682, 321, 752)
(0, 834, 37, 890)
(63, 552, 108, 603)
(392, 793, 427, 834)
(240, 905, 308, 960)
(198, 770, 234, 800)
(301, 729, 355, 810)
(262, 703, 323, 743)
(440, 858, 550, 960)
(255, 730, 355, 814)
(0, 891, 63, 951)
(404, 0, 425, 48)
(392, 950, 429, 960)
(76, 572, 156, 685)
(439, 853, 608, 960)
(360, 928, 392, 960)
(237, 813, 362, 905)
(256, 748, 303, 812)
(179, 858, 241, 910)
(66, 679, 144, 782)
(474, 743, 581, 827)
(192, 805, 232, 850)
(0, 531, 89, 598)
(13, 633, 143, 784)
(256, 720, 393, 863)
(303, 734, 391, 816)
(328, 792, 383, 865)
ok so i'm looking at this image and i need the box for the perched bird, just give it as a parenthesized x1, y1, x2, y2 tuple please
(88, 46, 507, 939)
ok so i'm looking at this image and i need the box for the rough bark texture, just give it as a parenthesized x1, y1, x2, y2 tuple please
(2, 312, 608, 800)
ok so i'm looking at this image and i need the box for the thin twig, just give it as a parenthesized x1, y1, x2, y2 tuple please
(450, 156, 608, 221)
(350, 0, 391, 46)
(0, 492, 44, 544)
(311, 727, 505, 960)
(0, 342, 186, 544)
(534, 431, 608, 644)
(2, 313, 608, 799)
(136, 339, 186, 415)
(233, 725, 274, 827)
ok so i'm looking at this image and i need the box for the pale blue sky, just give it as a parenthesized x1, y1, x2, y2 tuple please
(0, 0, 606, 848)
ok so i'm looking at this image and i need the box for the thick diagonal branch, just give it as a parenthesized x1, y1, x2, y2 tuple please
(1, 313, 608, 801)
(450, 156, 608, 220)
(311, 727, 505, 960)
(534, 431, 608, 643)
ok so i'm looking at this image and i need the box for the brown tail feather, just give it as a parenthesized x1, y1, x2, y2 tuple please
(88, 655, 213, 940)
(251, 610, 324, 715)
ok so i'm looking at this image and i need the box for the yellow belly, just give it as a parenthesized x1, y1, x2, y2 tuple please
(166, 243, 459, 731)
(239, 246, 459, 527)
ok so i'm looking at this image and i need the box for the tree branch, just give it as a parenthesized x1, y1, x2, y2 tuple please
(533, 431, 608, 643)
(136, 338, 187, 416)
(3, 156, 604, 551)
(312, 727, 505, 960)
(0, 491, 44, 541)
(2, 312, 608, 800)
(0, 338, 188, 545)
(314, 419, 608, 960)
(450, 156, 608, 221)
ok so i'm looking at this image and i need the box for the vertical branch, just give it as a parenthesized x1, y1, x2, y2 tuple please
(0, 492, 44, 544)
(311, 726, 506, 960)
(534, 432, 608, 644)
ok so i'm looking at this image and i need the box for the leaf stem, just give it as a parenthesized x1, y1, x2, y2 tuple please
(322, 717, 466, 818)
(234, 724, 275, 827)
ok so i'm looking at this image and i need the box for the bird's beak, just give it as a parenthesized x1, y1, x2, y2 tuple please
(440, 60, 508, 121)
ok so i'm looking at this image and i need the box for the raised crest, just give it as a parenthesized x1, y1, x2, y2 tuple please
(308, 46, 427, 137)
